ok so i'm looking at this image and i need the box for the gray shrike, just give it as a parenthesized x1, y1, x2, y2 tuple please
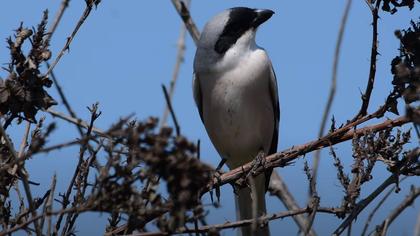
(193, 7, 279, 236)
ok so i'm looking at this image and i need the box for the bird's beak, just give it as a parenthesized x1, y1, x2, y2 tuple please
(253, 9, 275, 28)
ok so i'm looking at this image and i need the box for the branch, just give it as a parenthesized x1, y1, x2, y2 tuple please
(44, 0, 100, 78)
(170, 0, 200, 44)
(0, 121, 42, 235)
(203, 116, 410, 194)
(375, 186, 420, 236)
(161, 85, 181, 136)
(47, 108, 107, 137)
(354, 0, 381, 119)
(46, 0, 71, 41)
(268, 172, 316, 236)
(134, 208, 311, 235)
(333, 174, 398, 235)
(160, 0, 189, 127)
(361, 176, 408, 236)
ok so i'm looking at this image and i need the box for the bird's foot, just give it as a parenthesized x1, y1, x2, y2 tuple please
(209, 158, 226, 204)
(246, 150, 267, 180)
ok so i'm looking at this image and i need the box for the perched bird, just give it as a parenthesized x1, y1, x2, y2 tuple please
(193, 7, 279, 236)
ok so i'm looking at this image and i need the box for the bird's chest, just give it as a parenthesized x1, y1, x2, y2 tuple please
(200, 67, 273, 164)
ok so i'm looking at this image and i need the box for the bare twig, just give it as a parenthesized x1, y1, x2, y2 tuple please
(161, 0, 190, 127)
(134, 208, 311, 235)
(375, 186, 420, 236)
(170, 0, 200, 44)
(161, 84, 181, 136)
(304, 161, 320, 235)
(46, 0, 71, 41)
(0, 121, 42, 235)
(312, 0, 353, 194)
(354, 0, 381, 119)
(44, 0, 100, 78)
(361, 177, 406, 236)
(54, 104, 100, 235)
(47, 108, 107, 137)
(268, 172, 316, 236)
(48, 64, 84, 136)
(333, 174, 399, 235)
(39, 174, 57, 235)
(415, 209, 420, 236)
(18, 122, 31, 159)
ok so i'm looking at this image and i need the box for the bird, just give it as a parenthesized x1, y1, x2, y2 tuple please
(193, 7, 279, 236)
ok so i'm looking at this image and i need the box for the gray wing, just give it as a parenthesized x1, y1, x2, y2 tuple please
(193, 72, 204, 121)
(265, 63, 280, 190)
(268, 64, 280, 155)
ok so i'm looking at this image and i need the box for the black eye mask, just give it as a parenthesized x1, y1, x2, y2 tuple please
(214, 7, 256, 54)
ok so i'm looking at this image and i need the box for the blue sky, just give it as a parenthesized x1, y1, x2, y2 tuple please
(1, 1, 419, 235)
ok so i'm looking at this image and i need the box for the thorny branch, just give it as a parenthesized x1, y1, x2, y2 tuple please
(354, 0, 382, 119)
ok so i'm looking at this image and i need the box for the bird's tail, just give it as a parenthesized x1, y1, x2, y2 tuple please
(235, 173, 270, 236)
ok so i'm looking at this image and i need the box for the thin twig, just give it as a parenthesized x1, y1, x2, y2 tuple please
(312, 0, 353, 194)
(18, 122, 31, 159)
(161, 84, 181, 136)
(375, 186, 420, 236)
(170, 0, 200, 44)
(160, 0, 190, 127)
(268, 172, 316, 236)
(44, 0, 100, 78)
(333, 174, 399, 235)
(361, 177, 407, 236)
(48, 63, 84, 136)
(54, 104, 100, 236)
(39, 174, 57, 235)
(414, 208, 420, 236)
(46, 0, 71, 41)
(354, 0, 381, 119)
(47, 108, 107, 137)
(134, 208, 311, 235)
(0, 121, 42, 235)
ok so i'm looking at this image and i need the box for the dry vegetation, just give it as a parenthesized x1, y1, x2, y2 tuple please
(0, 0, 419, 235)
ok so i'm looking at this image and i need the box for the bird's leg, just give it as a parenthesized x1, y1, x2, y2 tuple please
(209, 158, 226, 204)
(215, 158, 227, 172)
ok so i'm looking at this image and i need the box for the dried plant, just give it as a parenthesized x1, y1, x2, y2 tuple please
(0, 1, 419, 236)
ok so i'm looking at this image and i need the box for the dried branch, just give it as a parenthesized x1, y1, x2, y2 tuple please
(415, 209, 420, 236)
(53, 104, 100, 235)
(47, 108, 107, 137)
(161, 85, 180, 136)
(268, 172, 316, 236)
(203, 116, 410, 194)
(46, 0, 71, 41)
(361, 177, 406, 236)
(332, 174, 398, 235)
(161, 0, 189, 127)
(374, 186, 420, 236)
(170, 0, 200, 44)
(136, 208, 311, 235)
(44, 0, 101, 78)
(354, 0, 382, 119)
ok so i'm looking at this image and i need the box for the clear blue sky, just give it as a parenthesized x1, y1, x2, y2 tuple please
(1, 1, 419, 235)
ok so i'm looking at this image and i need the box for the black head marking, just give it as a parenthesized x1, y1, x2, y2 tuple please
(214, 7, 274, 54)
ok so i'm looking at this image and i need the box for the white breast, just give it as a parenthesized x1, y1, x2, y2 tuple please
(200, 48, 275, 168)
